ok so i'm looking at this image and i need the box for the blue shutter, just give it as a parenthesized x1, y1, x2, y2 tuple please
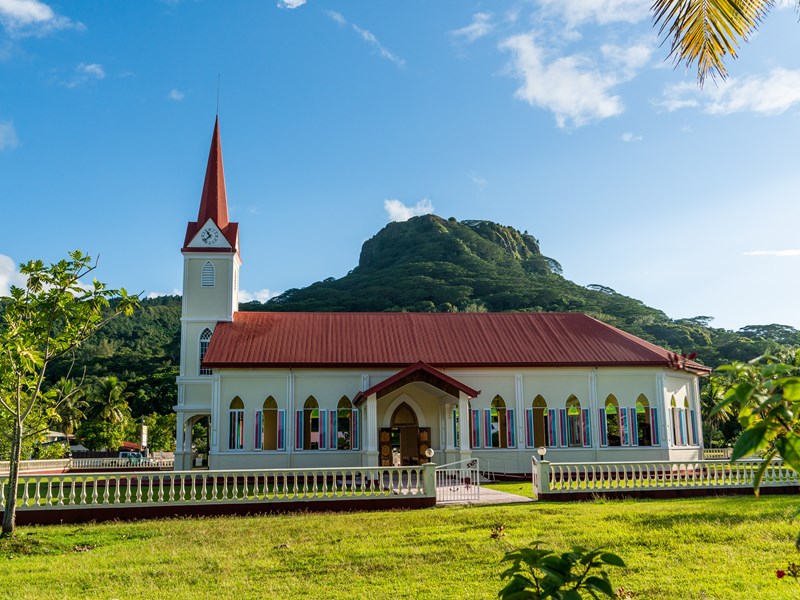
(620, 409, 629, 446)
(525, 408, 534, 448)
(483, 408, 493, 448)
(329, 410, 337, 450)
(690, 409, 698, 445)
(629, 408, 639, 447)
(650, 408, 660, 446)
(506, 408, 516, 448)
(351, 409, 360, 451)
(558, 408, 567, 447)
(254, 410, 263, 450)
(581, 408, 591, 447)
(470, 409, 481, 448)
(295, 410, 303, 451)
(319, 409, 328, 450)
(598, 408, 608, 447)
(277, 410, 286, 451)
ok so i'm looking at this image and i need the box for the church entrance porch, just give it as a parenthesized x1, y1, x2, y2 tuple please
(379, 402, 432, 466)
(354, 361, 480, 468)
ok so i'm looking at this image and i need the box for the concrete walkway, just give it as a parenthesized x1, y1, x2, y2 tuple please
(436, 485, 534, 505)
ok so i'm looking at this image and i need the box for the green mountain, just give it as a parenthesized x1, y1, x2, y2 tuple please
(56, 215, 798, 418)
(248, 214, 797, 367)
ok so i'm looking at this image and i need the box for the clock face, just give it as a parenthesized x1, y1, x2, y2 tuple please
(200, 227, 220, 245)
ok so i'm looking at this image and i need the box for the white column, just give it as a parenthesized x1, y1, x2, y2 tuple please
(458, 392, 472, 461)
(287, 370, 295, 464)
(514, 373, 525, 445)
(175, 412, 186, 469)
(657, 372, 669, 453)
(210, 375, 220, 467)
(365, 393, 379, 466)
(589, 369, 599, 459)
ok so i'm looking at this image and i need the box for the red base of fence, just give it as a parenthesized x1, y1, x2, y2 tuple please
(2, 496, 436, 526)
(541, 486, 800, 501)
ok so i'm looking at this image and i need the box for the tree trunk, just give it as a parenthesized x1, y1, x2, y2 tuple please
(1, 419, 23, 537)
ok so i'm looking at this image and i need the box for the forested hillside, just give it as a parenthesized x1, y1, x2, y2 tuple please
(53, 215, 799, 425)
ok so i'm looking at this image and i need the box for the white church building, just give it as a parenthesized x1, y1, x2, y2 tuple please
(174, 120, 709, 473)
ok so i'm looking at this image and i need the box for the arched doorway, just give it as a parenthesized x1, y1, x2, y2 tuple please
(379, 402, 431, 466)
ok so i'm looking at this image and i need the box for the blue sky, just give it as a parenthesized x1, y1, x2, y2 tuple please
(1, 0, 799, 332)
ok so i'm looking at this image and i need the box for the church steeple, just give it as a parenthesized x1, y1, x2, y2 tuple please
(182, 117, 239, 253)
(197, 116, 229, 229)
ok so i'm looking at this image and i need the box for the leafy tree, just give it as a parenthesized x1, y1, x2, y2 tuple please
(0, 252, 137, 537)
(141, 412, 177, 452)
(713, 350, 800, 491)
(52, 378, 88, 437)
(653, 0, 793, 84)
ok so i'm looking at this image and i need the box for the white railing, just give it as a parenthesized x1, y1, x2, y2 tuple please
(69, 457, 175, 471)
(0, 459, 71, 475)
(435, 459, 480, 503)
(701, 448, 733, 460)
(532, 458, 799, 495)
(0, 465, 435, 510)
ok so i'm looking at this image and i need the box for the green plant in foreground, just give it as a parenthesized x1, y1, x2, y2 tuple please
(499, 542, 625, 599)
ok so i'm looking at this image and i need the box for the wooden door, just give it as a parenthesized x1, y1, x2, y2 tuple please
(379, 428, 392, 466)
(417, 427, 431, 464)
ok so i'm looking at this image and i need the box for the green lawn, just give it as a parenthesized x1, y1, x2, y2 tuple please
(1, 494, 799, 599)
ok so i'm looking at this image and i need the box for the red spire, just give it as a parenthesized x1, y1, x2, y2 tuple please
(196, 116, 229, 229)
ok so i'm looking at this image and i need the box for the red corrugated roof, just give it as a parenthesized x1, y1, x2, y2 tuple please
(202, 311, 710, 372)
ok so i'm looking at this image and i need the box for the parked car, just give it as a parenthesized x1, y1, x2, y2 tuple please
(118, 451, 144, 465)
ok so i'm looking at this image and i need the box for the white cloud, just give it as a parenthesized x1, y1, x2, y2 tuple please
(384, 198, 434, 222)
(239, 288, 281, 303)
(146, 288, 181, 299)
(468, 170, 487, 189)
(325, 10, 345, 26)
(62, 62, 105, 88)
(537, 0, 649, 28)
(450, 12, 493, 43)
(168, 88, 185, 101)
(600, 42, 653, 73)
(0, 0, 83, 37)
(277, 0, 306, 8)
(744, 249, 800, 257)
(620, 132, 642, 142)
(661, 68, 800, 115)
(500, 33, 627, 128)
(325, 10, 405, 67)
(352, 24, 406, 67)
(0, 254, 25, 295)
(0, 120, 19, 150)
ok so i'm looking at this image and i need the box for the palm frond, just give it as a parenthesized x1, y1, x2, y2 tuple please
(652, 0, 774, 85)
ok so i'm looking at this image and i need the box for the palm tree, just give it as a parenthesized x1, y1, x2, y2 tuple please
(53, 379, 89, 436)
(89, 376, 132, 424)
(652, 1, 792, 85)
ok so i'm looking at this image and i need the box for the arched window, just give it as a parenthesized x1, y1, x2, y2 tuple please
(490, 396, 508, 448)
(201, 261, 215, 287)
(529, 395, 550, 448)
(199, 328, 213, 375)
(229, 397, 244, 450)
(685, 398, 695, 445)
(300, 397, 320, 450)
(566, 395, 584, 447)
(636, 394, 653, 446)
(334, 396, 358, 450)
(255, 396, 285, 451)
(604, 395, 622, 447)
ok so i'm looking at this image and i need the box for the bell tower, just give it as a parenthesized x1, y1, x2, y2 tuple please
(175, 117, 241, 470)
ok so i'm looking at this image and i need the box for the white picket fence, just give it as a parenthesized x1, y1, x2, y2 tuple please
(531, 457, 799, 497)
(435, 459, 480, 503)
(1, 465, 435, 511)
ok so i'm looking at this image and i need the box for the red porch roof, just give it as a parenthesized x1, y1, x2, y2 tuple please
(353, 361, 480, 406)
(202, 311, 710, 373)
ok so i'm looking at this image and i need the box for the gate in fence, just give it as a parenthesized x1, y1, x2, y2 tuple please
(435, 459, 480, 503)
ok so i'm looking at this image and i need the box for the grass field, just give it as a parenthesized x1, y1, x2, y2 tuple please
(1, 489, 799, 599)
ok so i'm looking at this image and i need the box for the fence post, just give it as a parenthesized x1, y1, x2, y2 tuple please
(422, 463, 437, 498)
(540, 460, 551, 494)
